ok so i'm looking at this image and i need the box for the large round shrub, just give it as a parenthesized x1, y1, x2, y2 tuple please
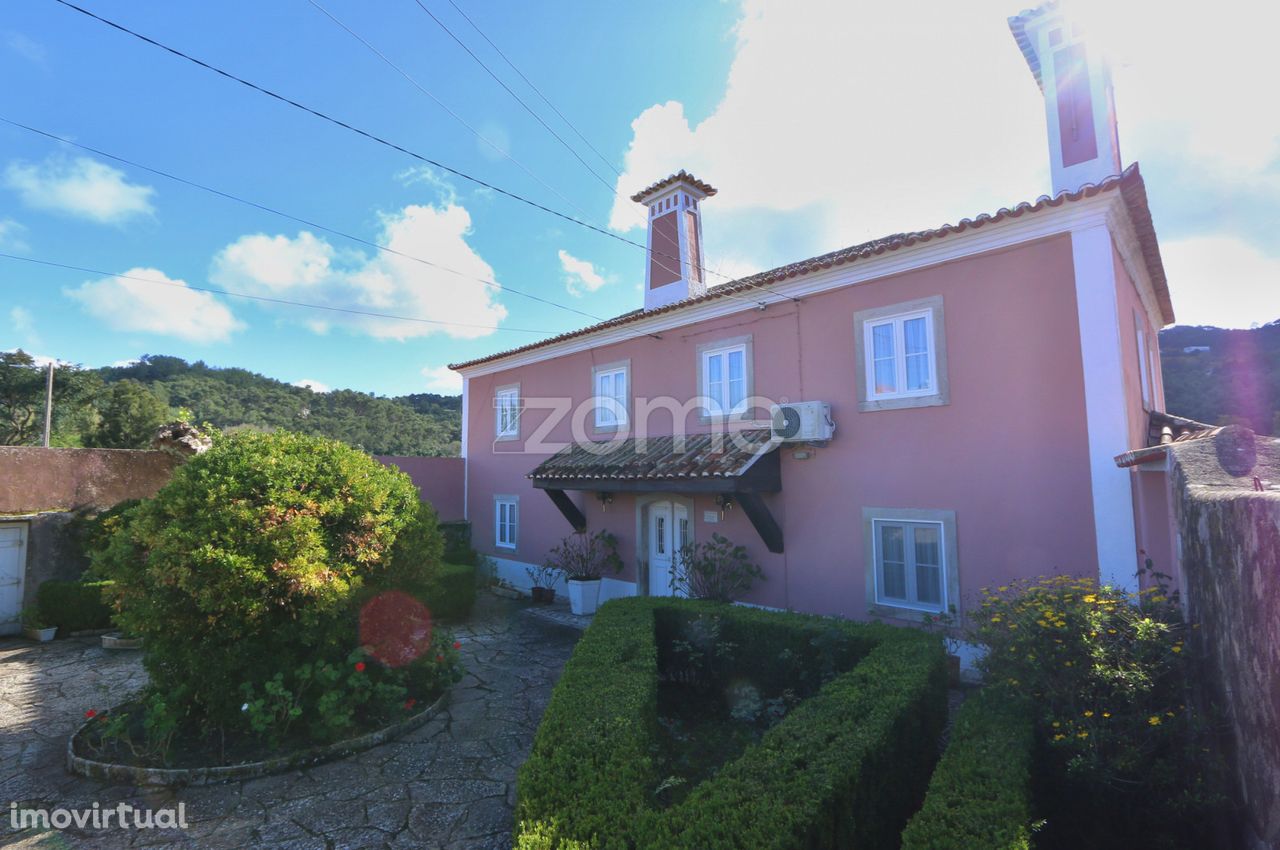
(96, 431, 421, 731)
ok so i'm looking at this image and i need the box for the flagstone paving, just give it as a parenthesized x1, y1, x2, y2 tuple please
(0, 593, 580, 849)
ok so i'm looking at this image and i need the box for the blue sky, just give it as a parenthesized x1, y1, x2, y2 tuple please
(2, 0, 1277, 397)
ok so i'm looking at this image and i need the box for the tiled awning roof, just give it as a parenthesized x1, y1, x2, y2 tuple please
(629, 170, 718, 203)
(528, 429, 777, 485)
(1114, 411, 1217, 468)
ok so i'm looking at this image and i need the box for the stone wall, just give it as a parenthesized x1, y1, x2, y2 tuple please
(0, 447, 181, 609)
(1171, 428, 1280, 849)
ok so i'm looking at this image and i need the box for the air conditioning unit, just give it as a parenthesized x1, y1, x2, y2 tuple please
(770, 401, 835, 442)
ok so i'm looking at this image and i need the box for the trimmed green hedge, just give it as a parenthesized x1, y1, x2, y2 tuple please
(425, 562, 476, 622)
(439, 520, 476, 566)
(900, 687, 1036, 850)
(516, 597, 947, 850)
(36, 580, 114, 632)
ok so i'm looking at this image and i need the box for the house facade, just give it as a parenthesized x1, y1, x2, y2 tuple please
(450, 3, 1178, 624)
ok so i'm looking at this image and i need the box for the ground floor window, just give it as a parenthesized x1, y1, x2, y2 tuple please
(495, 497, 518, 549)
(863, 508, 958, 618)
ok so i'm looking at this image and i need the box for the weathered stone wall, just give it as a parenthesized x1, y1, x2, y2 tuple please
(1172, 431, 1280, 849)
(0, 447, 180, 609)
(0, 447, 179, 514)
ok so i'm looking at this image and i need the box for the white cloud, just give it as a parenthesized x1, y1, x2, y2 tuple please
(66, 268, 244, 343)
(608, 0, 1047, 255)
(4, 32, 46, 64)
(292, 378, 331, 393)
(0, 218, 28, 251)
(111, 358, 140, 368)
(421, 365, 463, 394)
(5, 156, 155, 224)
(606, 0, 1280, 307)
(558, 249, 607, 296)
(1161, 236, 1280, 329)
(211, 201, 508, 340)
(9, 305, 42, 350)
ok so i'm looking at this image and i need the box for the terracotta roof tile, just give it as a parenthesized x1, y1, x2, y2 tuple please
(528, 429, 775, 482)
(1114, 411, 1217, 468)
(452, 163, 1171, 371)
(629, 170, 718, 203)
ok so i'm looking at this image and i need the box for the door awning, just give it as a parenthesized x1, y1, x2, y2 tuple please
(527, 429, 784, 553)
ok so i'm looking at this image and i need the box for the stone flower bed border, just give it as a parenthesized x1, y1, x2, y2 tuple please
(67, 691, 449, 786)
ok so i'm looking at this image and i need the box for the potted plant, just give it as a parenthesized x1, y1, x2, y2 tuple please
(525, 564, 561, 604)
(922, 606, 964, 686)
(21, 606, 57, 642)
(546, 531, 622, 615)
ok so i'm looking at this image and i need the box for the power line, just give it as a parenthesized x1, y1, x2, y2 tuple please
(0, 252, 557, 334)
(306, 0, 595, 223)
(50, 0, 713, 287)
(0, 116, 605, 323)
(409, 0, 619, 197)
(443, 0, 621, 179)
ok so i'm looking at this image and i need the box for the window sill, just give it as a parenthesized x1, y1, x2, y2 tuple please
(858, 393, 948, 413)
(868, 602, 946, 623)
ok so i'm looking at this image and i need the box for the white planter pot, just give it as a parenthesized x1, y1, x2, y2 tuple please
(567, 578, 602, 616)
(24, 626, 57, 642)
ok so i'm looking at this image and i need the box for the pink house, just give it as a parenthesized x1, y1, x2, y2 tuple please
(449, 4, 1180, 626)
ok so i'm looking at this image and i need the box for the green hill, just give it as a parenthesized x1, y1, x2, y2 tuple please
(101, 355, 461, 456)
(1159, 321, 1280, 435)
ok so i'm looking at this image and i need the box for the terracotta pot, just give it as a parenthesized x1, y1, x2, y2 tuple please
(531, 586, 556, 605)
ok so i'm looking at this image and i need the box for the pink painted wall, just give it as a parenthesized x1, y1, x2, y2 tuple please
(375, 456, 465, 521)
(464, 234, 1099, 621)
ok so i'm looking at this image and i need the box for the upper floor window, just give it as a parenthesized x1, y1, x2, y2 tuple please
(495, 384, 520, 439)
(866, 311, 935, 399)
(697, 335, 753, 419)
(854, 297, 949, 412)
(593, 361, 629, 429)
(1135, 312, 1152, 410)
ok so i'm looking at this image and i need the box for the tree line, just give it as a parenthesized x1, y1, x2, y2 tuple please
(0, 352, 462, 455)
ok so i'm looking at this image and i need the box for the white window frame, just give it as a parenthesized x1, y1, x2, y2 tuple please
(697, 336, 753, 420)
(863, 507, 958, 620)
(1135, 313, 1152, 410)
(592, 361, 630, 430)
(871, 518, 948, 614)
(494, 384, 520, 440)
(494, 496, 518, 550)
(854, 296, 949, 413)
(863, 310, 936, 401)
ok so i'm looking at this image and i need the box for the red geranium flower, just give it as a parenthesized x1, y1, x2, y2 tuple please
(354, 661, 366, 672)
(404, 698, 416, 711)
(84, 709, 97, 719)
(452, 641, 461, 650)
(436, 654, 444, 663)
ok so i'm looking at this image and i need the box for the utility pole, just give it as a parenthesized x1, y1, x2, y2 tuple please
(42, 361, 53, 448)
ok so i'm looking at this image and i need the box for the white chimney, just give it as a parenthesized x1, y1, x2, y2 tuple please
(1010, 4, 1122, 196)
(631, 170, 716, 311)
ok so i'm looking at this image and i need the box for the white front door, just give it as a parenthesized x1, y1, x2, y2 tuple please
(648, 502, 690, 597)
(0, 524, 27, 636)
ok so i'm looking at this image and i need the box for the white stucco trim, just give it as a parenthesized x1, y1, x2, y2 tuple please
(489, 555, 636, 603)
(460, 376, 469, 521)
(1071, 223, 1139, 592)
(456, 195, 1117, 380)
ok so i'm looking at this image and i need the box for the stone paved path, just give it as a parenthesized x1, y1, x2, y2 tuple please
(0, 594, 580, 849)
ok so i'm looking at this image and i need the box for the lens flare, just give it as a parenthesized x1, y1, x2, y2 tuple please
(359, 590, 433, 668)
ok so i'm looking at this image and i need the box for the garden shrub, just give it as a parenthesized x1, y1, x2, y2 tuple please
(900, 687, 1036, 850)
(515, 597, 947, 850)
(384, 500, 445, 595)
(670, 532, 763, 601)
(425, 562, 477, 621)
(974, 575, 1227, 849)
(91, 430, 459, 744)
(439, 519, 476, 565)
(36, 579, 114, 632)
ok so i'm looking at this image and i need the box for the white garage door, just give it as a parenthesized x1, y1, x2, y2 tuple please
(0, 523, 27, 636)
